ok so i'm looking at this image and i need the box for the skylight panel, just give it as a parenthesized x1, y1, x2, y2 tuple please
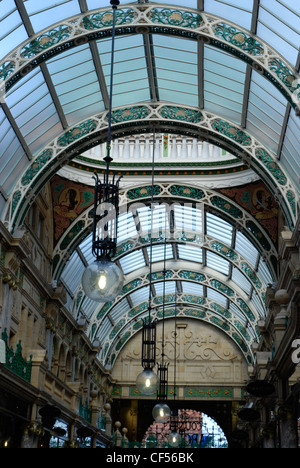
(0, 2, 27, 59)
(257, 0, 300, 65)
(174, 204, 203, 234)
(97, 316, 113, 342)
(235, 231, 259, 267)
(205, 0, 254, 29)
(178, 244, 203, 263)
(206, 212, 233, 245)
(137, 204, 170, 236)
(206, 251, 230, 275)
(129, 286, 151, 307)
(257, 257, 274, 286)
(147, 244, 173, 263)
(118, 211, 137, 242)
(229, 302, 247, 325)
(181, 281, 204, 296)
(251, 291, 266, 318)
(119, 249, 146, 274)
(207, 287, 227, 306)
(110, 298, 131, 323)
(0, 109, 28, 195)
(60, 250, 85, 294)
(232, 267, 252, 295)
(23, 0, 81, 32)
(154, 280, 177, 297)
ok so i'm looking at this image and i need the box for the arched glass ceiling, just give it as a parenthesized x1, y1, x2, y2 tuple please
(0, 0, 300, 210)
(0, 0, 298, 364)
(60, 203, 273, 355)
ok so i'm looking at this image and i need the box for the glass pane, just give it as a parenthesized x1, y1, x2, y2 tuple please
(246, 72, 286, 154)
(61, 250, 85, 294)
(110, 298, 131, 322)
(119, 249, 145, 274)
(206, 212, 233, 245)
(204, 45, 247, 124)
(153, 35, 198, 106)
(205, 0, 254, 29)
(0, 109, 29, 195)
(174, 204, 203, 234)
(235, 231, 259, 267)
(178, 244, 203, 263)
(147, 244, 173, 263)
(5, 68, 62, 154)
(257, 0, 300, 66)
(98, 35, 150, 107)
(129, 286, 151, 307)
(231, 267, 252, 295)
(47, 44, 104, 125)
(206, 251, 230, 275)
(281, 109, 300, 194)
(154, 280, 177, 297)
(24, 0, 81, 32)
(207, 287, 227, 306)
(181, 281, 204, 296)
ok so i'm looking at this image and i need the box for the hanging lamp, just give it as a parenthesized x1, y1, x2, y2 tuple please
(167, 285, 181, 447)
(136, 130, 159, 395)
(81, 0, 124, 302)
(152, 223, 171, 423)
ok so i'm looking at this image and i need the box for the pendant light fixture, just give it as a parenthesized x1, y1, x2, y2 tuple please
(167, 285, 181, 447)
(152, 221, 171, 423)
(136, 130, 159, 395)
(81, 0, 124, 302)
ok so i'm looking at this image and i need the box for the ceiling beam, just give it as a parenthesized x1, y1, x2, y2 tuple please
(277, 49, 300, 159)
(143, 32, 159, 103)
(0, 102, 33, 160)
(241, 0, 261, 129)
(14, 0, 69, 130)
(89, 41, 110, 110)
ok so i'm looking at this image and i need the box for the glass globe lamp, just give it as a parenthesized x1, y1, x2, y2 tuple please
(81, 259, 124, 302)
(168, 431, 181, 447)
(136, 369, 159, 395)
(152, 403, 171, 423)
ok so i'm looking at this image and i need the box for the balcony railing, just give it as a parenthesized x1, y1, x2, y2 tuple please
(1, 329, 32, 382)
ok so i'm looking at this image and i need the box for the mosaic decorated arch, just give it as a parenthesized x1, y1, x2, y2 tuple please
(4, 104, 297, 234)
(1, 4, 299, 233)
(51, 179, 279, 283)
(1, 4, 299, 110)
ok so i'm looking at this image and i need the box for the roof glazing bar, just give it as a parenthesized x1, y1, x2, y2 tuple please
(0, 102, 33, 160)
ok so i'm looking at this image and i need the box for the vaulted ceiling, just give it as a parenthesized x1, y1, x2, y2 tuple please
(1, 0, 299, 369)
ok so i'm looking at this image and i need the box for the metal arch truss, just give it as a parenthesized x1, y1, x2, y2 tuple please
(4, 103, 298, 234)
(1, 3, 299, 112)
(82, 261, 260, 367)
(91, 266, 258, 367)
(52, 183, 278, 284)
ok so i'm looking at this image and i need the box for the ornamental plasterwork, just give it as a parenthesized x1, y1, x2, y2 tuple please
(99, 299, 255, 368)
(1, 4, 299, 111)
(4, 103, 297, 235)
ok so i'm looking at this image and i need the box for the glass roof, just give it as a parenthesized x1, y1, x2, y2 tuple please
(0, 0, 299, 365)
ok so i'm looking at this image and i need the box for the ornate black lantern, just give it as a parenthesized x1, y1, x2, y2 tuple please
(81, 1, 124, 302)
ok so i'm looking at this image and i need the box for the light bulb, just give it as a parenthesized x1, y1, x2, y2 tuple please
(98, 274, 107, 290)
(81, 259, 124, 302)
(136, 369, 159, 395)
(145, 378, 151, 388)
(168, 431, 181, 447)
(152, 403, 171, 423)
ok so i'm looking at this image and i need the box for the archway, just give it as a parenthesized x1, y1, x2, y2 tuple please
(143, 409, 228, 448)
